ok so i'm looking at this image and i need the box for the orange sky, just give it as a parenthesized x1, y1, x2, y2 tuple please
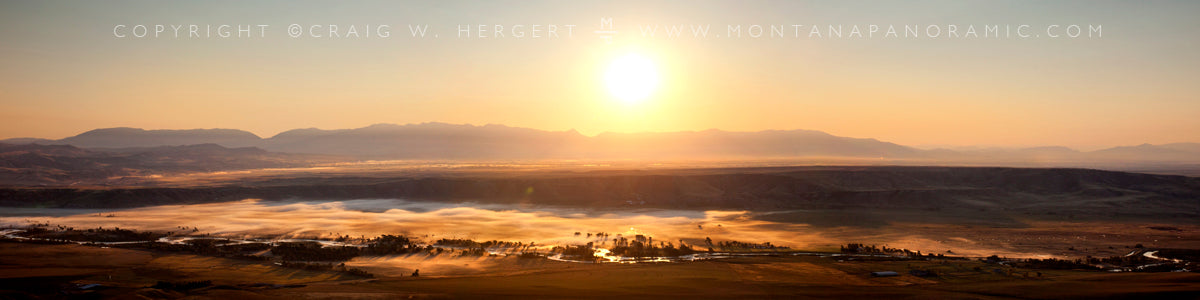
(0, 1, 1197, 150)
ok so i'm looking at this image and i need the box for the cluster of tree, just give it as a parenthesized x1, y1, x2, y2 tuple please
(124, 233, 449, 261)
(433, 238, 529, 249)
(332, 234, 375, 243)
(575, 232, 614, 240)
(838, 243, 971, 261)
(0, 238, 66, 245)
(271, 241, 360, 261)
(479, 240, 522, 248)
(517, 252, 545, 259)
(607, 237, 696, 258)
(7, 226, 395, 278)
(433, 238, 480, 248)
(173, 226, 201, 233)
(139, 239, 272, 258)
(1085, 254, 1153, 266)
(985, 253, 1191, 272)
(840, 243, 919, 256)
(363, 234, 419, 255)
(434, 238, 537, 256)
(345, 268, 375, 278)
(716, 240, 788, 251)
(19, 226, 165, 243)
(362, 235, 481, 256)
(1011, 257, 1097, 270)
(458, 248, 487, 256)
(552, 245, 596, 259)
(183, 238, 237, 247)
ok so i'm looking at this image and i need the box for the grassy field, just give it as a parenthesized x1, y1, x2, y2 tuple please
(1, 241, 1197, 299)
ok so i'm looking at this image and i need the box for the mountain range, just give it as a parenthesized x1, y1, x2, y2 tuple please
(2, 123, 1197, 164)
(0, 143, 331, 186)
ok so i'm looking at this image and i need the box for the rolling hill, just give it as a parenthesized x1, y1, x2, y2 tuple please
(1, 123, 1196, 170)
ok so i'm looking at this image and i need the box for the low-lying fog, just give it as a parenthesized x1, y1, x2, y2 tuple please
(0, 199, 816, 249)
(4, 199, 1195, 260)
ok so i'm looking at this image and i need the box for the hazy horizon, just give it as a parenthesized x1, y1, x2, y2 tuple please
(1, 0, 1197, 150)
(3, 122, 1197, 152)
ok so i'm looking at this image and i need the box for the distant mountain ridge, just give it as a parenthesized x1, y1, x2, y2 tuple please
(264, 123, 589, 158)
(0, 123, 918, 159)
(57, 127, 262, 148)
(2, 123, 1197, 163)
(0, 143, 325, 186)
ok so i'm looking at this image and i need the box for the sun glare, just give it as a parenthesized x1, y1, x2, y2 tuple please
(604, 53, 660, 104)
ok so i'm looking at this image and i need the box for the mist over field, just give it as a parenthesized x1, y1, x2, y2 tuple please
(6, 197, 1197, 262)
(1, 199, 810, 249)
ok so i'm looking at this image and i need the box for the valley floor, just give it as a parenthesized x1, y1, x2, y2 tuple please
(2, 241, 1198, 299)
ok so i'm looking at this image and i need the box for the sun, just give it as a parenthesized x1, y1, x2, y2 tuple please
(604, 53, 660, 104)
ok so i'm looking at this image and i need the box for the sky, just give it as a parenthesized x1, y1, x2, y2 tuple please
(0, 0, 1197, 150)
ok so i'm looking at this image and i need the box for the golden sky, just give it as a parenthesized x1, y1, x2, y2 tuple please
(0, 1, 1197, 149)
